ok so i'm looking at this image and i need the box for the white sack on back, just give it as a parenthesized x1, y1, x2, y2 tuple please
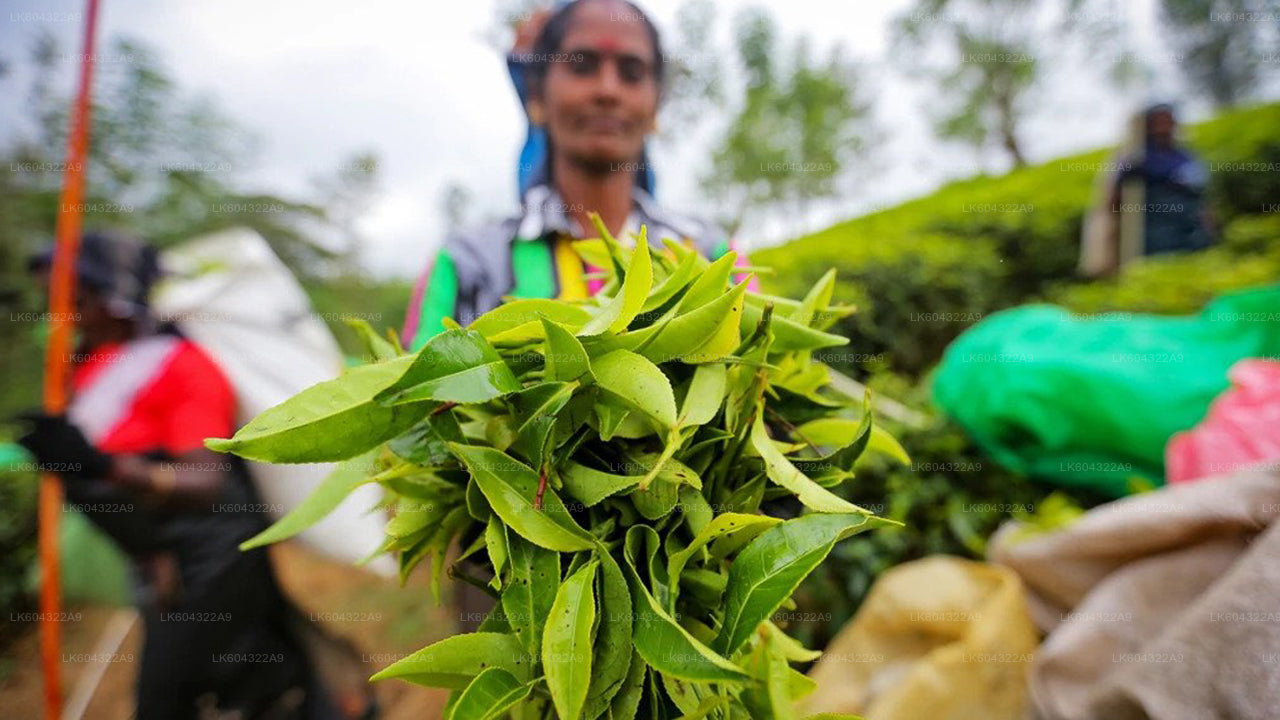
(153, 227, 393, 576)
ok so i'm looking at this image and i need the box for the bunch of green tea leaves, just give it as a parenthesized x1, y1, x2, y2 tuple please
(208, 217, 901, 720)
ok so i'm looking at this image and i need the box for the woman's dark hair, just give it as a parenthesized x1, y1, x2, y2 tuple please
(526, 0, 665, 98)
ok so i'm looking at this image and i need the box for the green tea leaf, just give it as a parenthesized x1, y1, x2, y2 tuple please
(640, 246, 699, 313)
(627, 521, 673, 607)
(346, 318, 399, 361)
(623, 526, 748, 682)
(445, 667, 535, 720)
(420, 505, 472, 600)
(541, 318, 592, 382)
(679, 363, 727, 427)
(502, 536, 561, 657)
(485, 515, 508, 591)
(762, 625, 797, 720)
(380, 472, 464, 505)
(740, 303, 848, 352)
(578, 228, 653, 336)
(389, 410, 465, 466)
(593, 399, 635, 441)
(679, 486, 714, 535)
(202, 225, 914, 720)
(470, 299, 591, 337)
(661, 672, 717, 716)
(628, 448, 700, 513)
(370, 633, 532, 688)
(677, 251, 737, 312)
(714, 513, 884, 656)
(765, 622, 822, 662)
(207, 357, 427, 463)
(476, 604, 512, 634)
(465, 476, 491, 521)
(569, 237, 614, 270)
(583, 550, 633, 718)
(666, 512, 782, 612)
(508, 381, 578, 469)
(591, 278, 748, 365)
(680, 568, 727, 607)
(377, 329, 520, 405)
(629, 474, 680, 520)
(789, 268, 836, 327)
(559, 460, 644, 507)
(239, 451, 376, 550)
(867, 424, 911, 465)
(593, 350, 678, 431)
(750, 411, 871, 515)
(587, 214, 630, 280)
(544, 560, 598, 720)
(387, 495, 440, 539)
(607, 651, 647, 720)
(645, 280, 747, 364)
(792, 395, 873, 479)
(450, 444, 595, 552)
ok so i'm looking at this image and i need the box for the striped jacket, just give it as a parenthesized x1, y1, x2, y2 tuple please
(403, 184, 744, 350)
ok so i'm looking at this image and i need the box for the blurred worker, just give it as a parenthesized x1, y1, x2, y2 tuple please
(18, 231, 341, 720)
(1081, 102, 1215, 276)
(404, 0, 747, 351)
(1112, 102, 1215, 255)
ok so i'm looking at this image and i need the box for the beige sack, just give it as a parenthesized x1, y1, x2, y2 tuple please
(992, 466, 1280, 720)
(802, 556, 1038, 720)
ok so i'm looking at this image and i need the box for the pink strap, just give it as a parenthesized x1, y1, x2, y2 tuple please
(401, 255, 434, 345)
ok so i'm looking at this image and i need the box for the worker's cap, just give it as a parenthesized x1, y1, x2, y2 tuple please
(27, 231, 161, 319)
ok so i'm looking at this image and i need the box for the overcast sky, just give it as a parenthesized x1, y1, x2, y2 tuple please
(1, 0, 1240, 278)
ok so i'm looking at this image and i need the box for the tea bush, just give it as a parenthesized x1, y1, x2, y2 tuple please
(757, 102, 1280, 377)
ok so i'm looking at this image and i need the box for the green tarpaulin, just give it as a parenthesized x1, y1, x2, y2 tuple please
(934, 285, 1280, 497)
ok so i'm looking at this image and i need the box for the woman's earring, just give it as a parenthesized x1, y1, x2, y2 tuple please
(529, 105, 546, 127)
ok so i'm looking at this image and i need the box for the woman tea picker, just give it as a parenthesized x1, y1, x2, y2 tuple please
(18, 232, 344, 720)
(402, 0, 751, 350)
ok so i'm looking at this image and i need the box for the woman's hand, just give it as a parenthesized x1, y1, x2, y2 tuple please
(15, 412, 112, 480)
(110, 447, 229, 509)
(512, 8, 551, 55)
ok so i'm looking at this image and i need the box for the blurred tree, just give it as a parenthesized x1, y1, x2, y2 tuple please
(703, 7, 872, 235)
(9, 33, 339, 278)
(895, 0, 1040, 168)
(1055, 0, 1147, 89)
(656, 0, 724, 141)
(0, 33, 394, 418)
(312, 152, 382, 274)
(1158, 0, 1279, 108)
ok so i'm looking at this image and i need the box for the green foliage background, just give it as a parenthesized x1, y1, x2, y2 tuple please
(761, 102, 1280, 649)
(756, 102, 1280, 378)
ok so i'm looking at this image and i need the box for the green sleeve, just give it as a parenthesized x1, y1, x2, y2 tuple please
(409, 251, 458, 351)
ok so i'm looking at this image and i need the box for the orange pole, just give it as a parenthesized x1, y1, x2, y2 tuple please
(41, 0, 101, 716)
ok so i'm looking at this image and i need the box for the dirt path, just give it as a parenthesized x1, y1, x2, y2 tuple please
(0, 541, 459, 719)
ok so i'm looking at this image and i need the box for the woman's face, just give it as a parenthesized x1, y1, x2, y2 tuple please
(535, 0, 659, 174)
